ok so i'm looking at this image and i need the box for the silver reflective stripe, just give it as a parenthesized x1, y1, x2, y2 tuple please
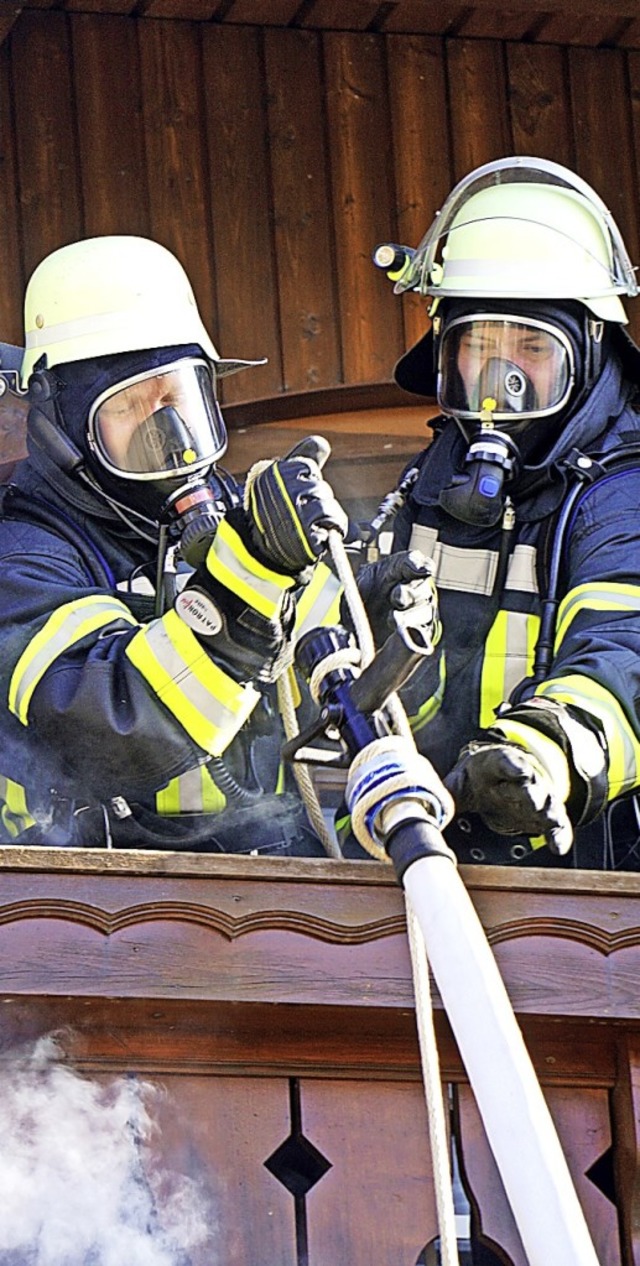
(9, 596, 137, 725)
(409, 525, 538, 595)
(125, 610, 259, 755)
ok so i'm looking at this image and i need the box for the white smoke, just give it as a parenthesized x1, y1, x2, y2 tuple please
(0, 1036, 214, 1266)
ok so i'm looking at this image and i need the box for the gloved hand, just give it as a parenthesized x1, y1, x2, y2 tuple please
(444, 737, 574, 855)
(244, 436, 348, 574)
(346, 549, 441, 651)
(174, 514, 297, 684)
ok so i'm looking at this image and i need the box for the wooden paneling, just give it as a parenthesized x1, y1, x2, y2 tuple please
(264, 28, 341, 393)
(71, 13, 150, 238)
(323, 31, 405, 383)
(3, 12, 640, 404)
(9, 11, 83, 278)
(200, 23, 282, 402)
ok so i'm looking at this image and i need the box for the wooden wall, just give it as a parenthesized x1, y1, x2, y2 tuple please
(2, 13, 640, 407)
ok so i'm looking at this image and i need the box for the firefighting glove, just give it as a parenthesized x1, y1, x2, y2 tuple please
(244, 436, 348, 574)
(174, 513, 297, 685)
(345, 549, 441, 651)
(445, 697, 608, 856)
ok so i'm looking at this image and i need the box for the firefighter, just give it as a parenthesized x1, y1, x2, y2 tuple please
(353, 156, 640, 870)
(0, 235, 347, 851)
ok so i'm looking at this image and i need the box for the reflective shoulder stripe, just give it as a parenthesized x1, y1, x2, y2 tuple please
(126, 609, 259, 756)
(156, 764, 226, 814)
(207, 518, 295, 619)
(295, 562, 342, 638)
(9, 595, 138, 726)
(555, 582, 640, 650)
(410, 525, 538, 596)
(479, 610, 539, 728)
(536, 673, 640, 797)
(0, 774, 36, 838)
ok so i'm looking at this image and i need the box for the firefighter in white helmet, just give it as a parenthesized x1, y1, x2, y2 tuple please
(0, 235, 347, 850)
(346, 156, 640, 869)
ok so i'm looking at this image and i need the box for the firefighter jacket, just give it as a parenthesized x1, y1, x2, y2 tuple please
(0, 442, 335, 852)
(385, 350, 640, 870)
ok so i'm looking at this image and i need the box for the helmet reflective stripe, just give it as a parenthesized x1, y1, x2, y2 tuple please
(396, 156, 637, 323)
(21, 235, 265, 384)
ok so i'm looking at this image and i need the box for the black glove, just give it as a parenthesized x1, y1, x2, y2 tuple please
(346, 549, 440, 651)
(445, 737, 573, 855)
(245, 436, 348, 574)
(174, 513, 297, 684)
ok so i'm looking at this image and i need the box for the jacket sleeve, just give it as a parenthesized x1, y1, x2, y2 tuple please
(0, 520, 259, 799)
(502, 466, 640, 810)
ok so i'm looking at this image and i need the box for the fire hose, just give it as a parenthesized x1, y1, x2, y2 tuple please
(279, 508, 602, 1266)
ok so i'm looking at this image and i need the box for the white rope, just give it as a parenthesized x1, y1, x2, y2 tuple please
(406, 895, 461, 1266)
(276, 668, 342, 859)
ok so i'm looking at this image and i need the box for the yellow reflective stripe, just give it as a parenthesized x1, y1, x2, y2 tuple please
(294, 562, 342, 638)
(555, 582, 640, 650)
(0, 774, 36, 838)
(409, 653, 446, 733)
(275, 761, 286, 795)
(126, 609, 259, 756)
(479, 611, 539, 729)
(273, 464, 316, 562)
(9, 595, 137, 725)
(207, 518, 294, 618)
(156, 764, 226, 814)
(491, 718, 571, 801)
(536, 674, 640, 797)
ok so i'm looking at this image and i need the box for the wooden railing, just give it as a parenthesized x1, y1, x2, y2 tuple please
(0, 847, 638, 1264)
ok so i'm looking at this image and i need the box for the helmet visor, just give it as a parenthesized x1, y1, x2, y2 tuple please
(438, 315, 575, 423)
(87, 360, 227, 480)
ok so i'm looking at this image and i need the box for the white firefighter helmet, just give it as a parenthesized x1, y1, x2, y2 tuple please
(394, 157, 638, 323)
(21, 235, 265, 385)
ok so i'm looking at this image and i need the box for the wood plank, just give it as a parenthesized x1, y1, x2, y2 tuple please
(137, 19, 217, 352)
(303, 1079, 439, 1262)
(323, 31, 405, 383)
(568, 45, 640, 347)
(146, 1075, 297, 1265)
(380, 1, 477, 35)
(385, 33, 453, 355)
(445, 39, 511, 181)
(506, 41, 573, 163)
(611, 1034, 640, 1266)
(64, 0, 138, 12)
(0, 40, 26, 346)
(10, 11, 83, 278)
(263, 29, 341, 392)
(71, 13, 150, 237)
(296, 0, 382, 28)
(223, 0, 302, 23)
(140, 0, 218, 16)
(532, 11, 635, 46)
(451, 8, 542, 40)
(200, 24, 283, 403)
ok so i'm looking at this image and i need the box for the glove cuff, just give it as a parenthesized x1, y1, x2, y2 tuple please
(491, 696, 608, 825)
(206, 515, 296, 618)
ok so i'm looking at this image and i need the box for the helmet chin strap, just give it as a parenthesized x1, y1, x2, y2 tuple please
(439, 399, 522, 526)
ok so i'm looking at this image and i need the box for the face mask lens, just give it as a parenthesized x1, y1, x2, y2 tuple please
(438, 317, 574, 422)
(88, 361, 227, 479)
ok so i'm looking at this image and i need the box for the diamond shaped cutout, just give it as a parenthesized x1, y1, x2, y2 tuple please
(264, 1132, 332, 1197)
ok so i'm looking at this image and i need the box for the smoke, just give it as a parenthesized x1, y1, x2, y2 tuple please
(0, 1036, 213, 1266)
